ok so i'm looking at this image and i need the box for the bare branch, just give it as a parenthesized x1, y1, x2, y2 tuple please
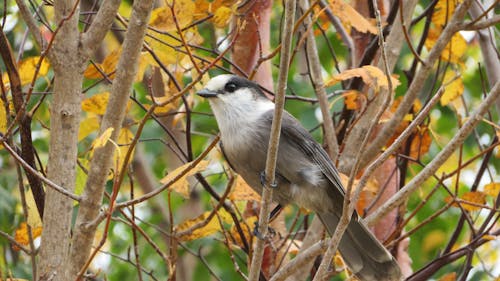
(14, 0, 45, 49)
(67, 0, 155, 277)
(359, 0, 474, 168)
(81, 0, 122, 55)
(366, 81, 500, 226)
(300, 0, 339, 161)
(248, 0, 296, 280)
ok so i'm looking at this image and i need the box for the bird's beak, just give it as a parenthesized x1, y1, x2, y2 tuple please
(197, 88, 218, 98)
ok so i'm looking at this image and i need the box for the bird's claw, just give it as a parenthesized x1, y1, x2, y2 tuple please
(260, 171, 278, 188)
(253, 221, 276, 240)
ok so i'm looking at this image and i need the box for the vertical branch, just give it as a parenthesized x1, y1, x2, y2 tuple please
(37, 0, 82, 280)
(247, 0, 296, 280)
(67, 0, 155, 278)
(300, 0, 339, 161)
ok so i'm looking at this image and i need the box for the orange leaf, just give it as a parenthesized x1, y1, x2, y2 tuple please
(484, 183, 500, 198)
(84, 48, 121, 80)
(13, 222, 42, 251)
(326, 65, 400, 92)
(329, 0, 377, 34)
(460, 191, 486, 211)
(343, 90, 362, 110)
(229, 175, 261, 201)
(409, 126, 432, 158)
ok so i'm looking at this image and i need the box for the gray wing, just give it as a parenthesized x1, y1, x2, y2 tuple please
(261, 110, 345, 197)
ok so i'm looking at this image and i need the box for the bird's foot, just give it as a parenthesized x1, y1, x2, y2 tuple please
(253, 221, 276, 240)
(260, 171, 278, 188)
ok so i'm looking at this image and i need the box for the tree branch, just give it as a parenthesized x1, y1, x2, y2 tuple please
(247, 0, 296, 280)
(14, 0, 45, 49)
(301, 0, 339, 161)
(66, 0, 155, 278)
(81, 0, 122, 56)
(358, 0, 473, 168)
(365, 80, 500, 226)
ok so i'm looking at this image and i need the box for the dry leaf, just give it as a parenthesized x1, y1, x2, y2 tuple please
(13, 222, 42, 251)
(409, 126, 432, 158)
(326, 65, 400, 92)
(84, 49, 121, 80)
(229, 175, 261, 201)
(440, 70, 464, 106)
(483, 183, 500, 197)
(94, 128, 114, 148)
(114, 128, 135, 171)
(160, 160, 209, 198)
(343, 90, 362, 110)
(460, 191, 486, 211)
(329, 0, 377, 34)
(175, 209, 232, 241)
(229, 216, 257, 248)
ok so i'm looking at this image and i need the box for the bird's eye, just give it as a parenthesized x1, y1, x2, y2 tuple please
(224, 82, 237, 93)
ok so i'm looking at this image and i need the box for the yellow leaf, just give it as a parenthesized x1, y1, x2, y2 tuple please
(229, 216, 256, 248)
(460, 191, 486, 211)
(440, 70, 464, 106)
(78, 115, 100, 141)
(94, 128, 114, 148)
(113, 128, 135, 172)
(325, 65, 400, 92)
(426, 29, 466, 63)
(13, 222, 42, 251)
(84, 49, 121, 80)
(0, 99, 6, 149)
(329, 0, 377, 34)
(438, 272, 456, 281)
(175, 209, 232, 241)
(160, 160, 209, 198)
(422, 229, 446, 252)
(484, 183, 500, 197)
(14, 56, 50, 86)
(229, 175, 261, 201)
(213, 6, 233, 28)
(25, 189, 42, 229)
(432, 0, 457, 27)
(149, 2, 194, 31)
(82, 92, 110, 115)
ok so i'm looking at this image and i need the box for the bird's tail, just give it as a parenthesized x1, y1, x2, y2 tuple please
(317, 212, 402, 281)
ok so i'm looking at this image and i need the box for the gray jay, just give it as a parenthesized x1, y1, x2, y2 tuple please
(197, 74, 402, 281)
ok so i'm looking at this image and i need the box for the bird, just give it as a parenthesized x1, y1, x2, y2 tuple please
(197, 74, 402, 281)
